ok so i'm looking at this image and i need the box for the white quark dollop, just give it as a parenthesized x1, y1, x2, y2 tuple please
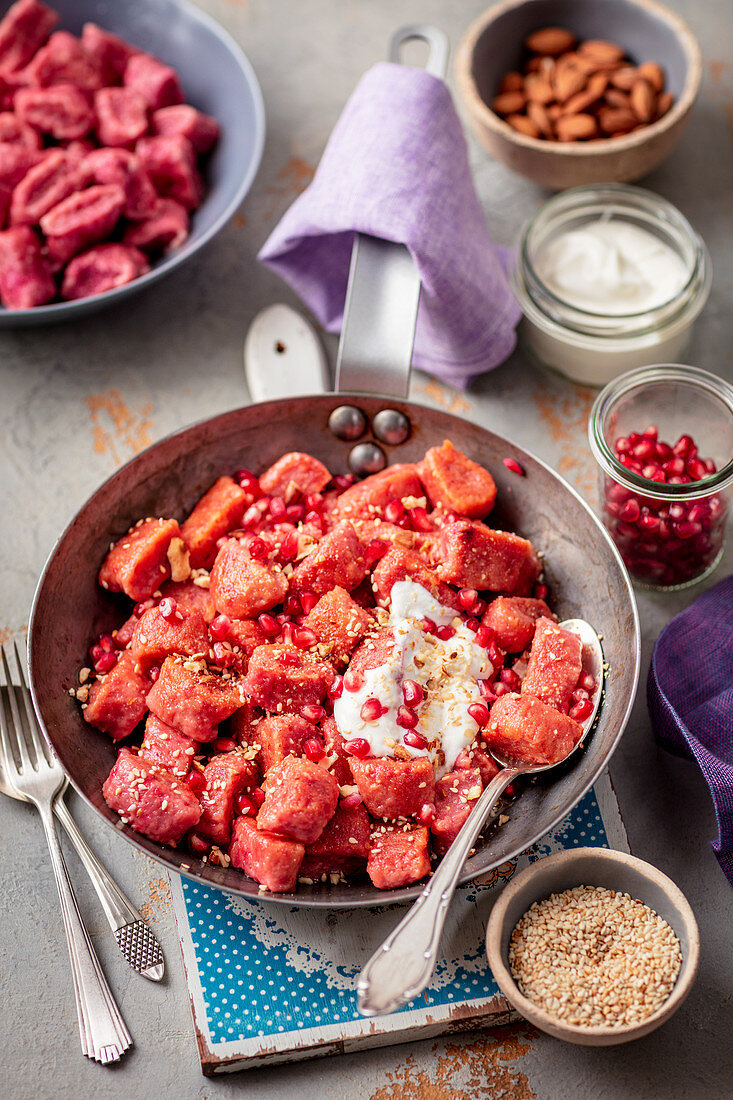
(333, 581, 492, 778)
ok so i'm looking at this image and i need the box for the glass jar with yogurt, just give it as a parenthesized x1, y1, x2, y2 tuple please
(513, 185, 711, 387)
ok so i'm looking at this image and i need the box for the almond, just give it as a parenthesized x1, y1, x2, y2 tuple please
(578, 39, 625, 64)
(610, 66, 638, 91)
(562, 72, 608, 115)
(525, 73, 555, 104)
(604, 87, 632, 109)
(547, 103, 563, 121)
(553, 65, 587, 103)
(637, 61, 665, 94)
(656, 90, 674, 119)
(524, 56, 542, 74)
(505, 113, 540, 138)
(527, 100, 553, 137)
(555, 113, 598, 141)
(499, 71, 524, 93)
(630, 78, 656, 122)
(598, 106, 638, 135)
(524, 27, 576, 56)
(492, 91, 526, 115)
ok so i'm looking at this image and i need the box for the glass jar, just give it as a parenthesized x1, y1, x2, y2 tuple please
(513, 185, 711, 387)
(589, 365, 733, 590)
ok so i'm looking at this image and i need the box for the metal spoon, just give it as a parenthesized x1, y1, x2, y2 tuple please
(356, 618, 604, 1017)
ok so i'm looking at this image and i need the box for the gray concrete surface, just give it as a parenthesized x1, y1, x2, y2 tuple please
(1, 1, 732, 1097)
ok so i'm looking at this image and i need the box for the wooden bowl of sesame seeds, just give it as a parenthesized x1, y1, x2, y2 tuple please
(485, 847, 699, 1044)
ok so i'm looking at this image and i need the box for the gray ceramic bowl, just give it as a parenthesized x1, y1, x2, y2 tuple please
(486, 847, 700, 1044)
(0, 0, 265, 326)
(455, 0, 701, 189)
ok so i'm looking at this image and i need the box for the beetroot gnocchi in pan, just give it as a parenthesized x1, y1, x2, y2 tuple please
(0, 0, 219, 308)
(77, 443, 593, 894)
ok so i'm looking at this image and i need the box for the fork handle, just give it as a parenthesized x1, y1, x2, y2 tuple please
(37, 802, 132, 1062)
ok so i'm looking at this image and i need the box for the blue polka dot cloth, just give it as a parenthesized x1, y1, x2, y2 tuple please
(172, 781, 619, 1063)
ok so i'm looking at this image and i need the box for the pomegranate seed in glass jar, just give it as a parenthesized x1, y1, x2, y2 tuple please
(303, 737, 325, 762)
(396, 705, 419, 729)
(209, 614, 231, 641)
(345, 737, 371, 758)
(467, 701, 489, 726)
(403, 729, 427, 750)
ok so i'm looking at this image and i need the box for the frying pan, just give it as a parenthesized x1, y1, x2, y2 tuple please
(28, 27, 640, 908)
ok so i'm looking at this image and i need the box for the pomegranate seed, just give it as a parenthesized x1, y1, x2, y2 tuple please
(343, 669, 364, 692)
(662, 457, 685, 476)
(293, 626, 317, 649)
(476, 624, 494, 648)
(632, 438, 656, 461)
(503, 457, 525, 477)
(250, 537, 271, 563)
(280, 622, 296, 646)
(252, 787, 266, 806)
(436, 625, 455, 641)
(212, 642, 235, 667)
(213, 737, 237, 753)
(578, 671, 596, 693)
(504, 784, 516, 798)
(571, 687, 589, 704)
(487, 641, 504, 667)
(159, 597, 177, 620)
(402, 679, 424, 707)
(468, 701, 489, 726)
(94, 651, 118, 674)
(705, 458, 717, 474)
(464, 617, 480, 632)
(642, 425, 658, 440)
(418, 802, 436, 825)
(300, 591, 318, 614)
(396, 705, 419, 729)
(345, 737, 371, 758)
(569, 697, 594, 722)
(669, 503, 687, 521)
(628, 432, 641, 445)
(615, 437, 632, 454)
(328, 675, 344, 699)
(209, 614, 231, 641)
(148, 665, 160, 683)
(420, 617, 437, 634)
(620, 499, 640, 523)
(269, 496, 287, 519)
(641, 464, 665, 482)
(284, 595, 302, 617)
(639, 514, 660, 533)
(90, 643, 104, 663)
(403, 729, 428, 750)
(500, 668, 522, 691)
(409, 506, 434, 532)
(340, 790, 363, 808)
(459, 587, 478, 610)
(188, 832, 209, 855)
(655, 441, 673, 462)
(534, 583, 548, 599)
(673, 434, 695, 457)
(235, 792, 256, 816)
(471, 597, 487, 617)
(303, 737, 325, 762)
(305, 493, 323, 512)
(382, 498, 404, 524)
(257, 613, 280, 637)
(332, 474, 355, 492)
(98, 633, 116, 653)
(236, 468, 260, 491)
(687, 502, 710, 523)
(361, 697, 386, 722)
(300, 704, 326, 723)
(364, 538, 388, 568)
(186, 770, 206, 798)
(493, 682, 511, 697)
(133, 599, 153, 618)
(242, 502, 264, 528)
(286, 503, 306, 523)
(687, 458, 708, 481)
(675, 520, 702, 540)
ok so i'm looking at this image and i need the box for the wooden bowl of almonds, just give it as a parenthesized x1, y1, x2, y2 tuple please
(485, 848, 700, 1045)
(455, 0, 701, 189)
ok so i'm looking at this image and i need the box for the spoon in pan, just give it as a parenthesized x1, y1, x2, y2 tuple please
(356, 618, 604, 1017)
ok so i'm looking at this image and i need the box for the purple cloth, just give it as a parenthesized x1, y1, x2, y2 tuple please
(648, 573, 733, 885)
(258, 63, 520, 390)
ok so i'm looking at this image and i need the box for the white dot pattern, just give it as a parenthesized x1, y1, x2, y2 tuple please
(181, 790, 607, 1045)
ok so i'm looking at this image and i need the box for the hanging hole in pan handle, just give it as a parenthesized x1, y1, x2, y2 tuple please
(336, 24, 449, 400)
(388, 24, 449, 80)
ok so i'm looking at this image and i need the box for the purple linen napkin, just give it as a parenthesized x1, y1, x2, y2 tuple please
(648, 573, 733, 885)
(258, 62, 520, 390)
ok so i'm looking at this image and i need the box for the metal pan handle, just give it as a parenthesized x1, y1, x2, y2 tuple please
(335, 25, 449, 398)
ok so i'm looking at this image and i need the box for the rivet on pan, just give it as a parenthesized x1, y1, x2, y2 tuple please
(328, 405, 368, 441)
(348, 442, 387, 477)
(372, 409, 411, 445)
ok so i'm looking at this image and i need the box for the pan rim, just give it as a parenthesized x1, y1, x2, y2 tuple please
(28, 393, 641, 908)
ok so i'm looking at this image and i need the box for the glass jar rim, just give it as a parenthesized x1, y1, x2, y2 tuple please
(519, 184, 710, 338)
(588, 364, 733, 500)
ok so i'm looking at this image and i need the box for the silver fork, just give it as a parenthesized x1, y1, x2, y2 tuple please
(0, 642, 132, 1064)
(0, 699, 164, 982)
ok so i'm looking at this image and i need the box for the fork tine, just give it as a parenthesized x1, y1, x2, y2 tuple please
(1, 644, 33, 775)
(13, 641, 49, 765)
